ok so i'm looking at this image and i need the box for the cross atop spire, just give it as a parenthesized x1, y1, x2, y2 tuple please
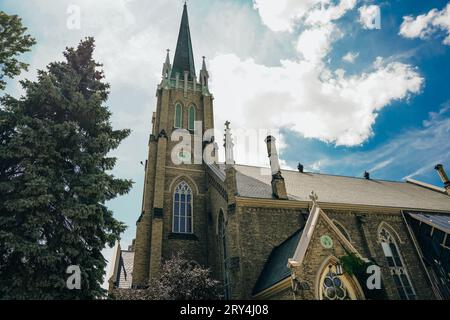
(172, 2, 196, 81)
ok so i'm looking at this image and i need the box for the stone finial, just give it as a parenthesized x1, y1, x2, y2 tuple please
(309, 191, 318, 205)
(200, 56, 209, 91)
(223, 121, 235, 168)
(202, 56, 207, 71)
(162, 49, 171, 80)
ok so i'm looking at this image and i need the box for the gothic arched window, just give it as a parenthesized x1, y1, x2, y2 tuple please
(174, 103, 182, 128)
(188, 105, 196, 131)
(379, 227, 416, 300)
(172, 181, 192, 234)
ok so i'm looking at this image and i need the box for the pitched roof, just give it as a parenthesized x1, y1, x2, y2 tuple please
(115, 250, 134, 289)
(253, 228, 303, 295)
(172, 3, 196, 81)
(216, 164, 450, 212)
(408, 211, 450, 233)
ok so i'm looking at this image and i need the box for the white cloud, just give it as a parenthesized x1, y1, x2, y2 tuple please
(252, 0, 318, 32)
(296, 24, 342, 63)
(210, 54, 423, 147)
(358, 5, 381, 30)
(399, 3, 450, 45)
(208, 0, 423, 153)
(342, 51, 359, 63)
(253, 0, 356, 32)
(305, 0, 357, 25)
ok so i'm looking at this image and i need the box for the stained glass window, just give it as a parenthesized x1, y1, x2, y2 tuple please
(188, 105, 196, 131)
(172, 181, 192, 233)
(379, 227, 416, 300)
(322, 265, 350, 300)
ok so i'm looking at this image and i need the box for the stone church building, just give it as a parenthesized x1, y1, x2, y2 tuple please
(109, 4, 450, 300)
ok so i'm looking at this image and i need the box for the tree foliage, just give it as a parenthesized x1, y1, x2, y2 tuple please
(340, 253, 388, 300)
(112, 253, 222, 300)
(0, 11, 36, 90)
(0, 37, 132, 299)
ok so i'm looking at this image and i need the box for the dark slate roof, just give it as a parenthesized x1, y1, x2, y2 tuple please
(116, 250, 134, 289)
(253, 228, 303, 295)
(408, 212, 450, 233)
(217, 164, 450, 212)
(172, 3, 196, 81)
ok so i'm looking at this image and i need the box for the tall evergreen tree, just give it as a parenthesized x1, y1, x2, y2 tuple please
(0, 38, 132, 299)
(0, 11, 36, 90)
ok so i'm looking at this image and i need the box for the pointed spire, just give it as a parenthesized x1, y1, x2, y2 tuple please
(200, 56, 209, 91)
(165, 49, 171, 64)
(202, 56, 207, 71)
(162, 49, 171, 80)
(172, 3, 196, 81)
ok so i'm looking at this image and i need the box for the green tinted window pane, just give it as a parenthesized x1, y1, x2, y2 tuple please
(421, 223, 432, 237)
(405, 286, 414, 295)
(387, 257, 395, 267)
(400, 274, 411, 287)
(432, 229, 445, 244)
(398, 288, 407, 300)
(188, 106, 195, 130)
(390, 243, 400, 258)
(393, 274, 402, 286)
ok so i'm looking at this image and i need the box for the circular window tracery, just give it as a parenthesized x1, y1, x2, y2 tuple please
(322, 265, 349, 300)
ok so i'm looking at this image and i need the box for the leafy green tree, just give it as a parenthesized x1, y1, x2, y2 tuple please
(112, 253, 222, 300)
(0, 37, 132, 299)
(0, 11, 36, 90)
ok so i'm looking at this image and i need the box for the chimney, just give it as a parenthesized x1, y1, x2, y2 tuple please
(297, 163, 304, 173)
(264, 136, 288, 200)
(434, 164, 450, 195)
(364, 171, 370, 179)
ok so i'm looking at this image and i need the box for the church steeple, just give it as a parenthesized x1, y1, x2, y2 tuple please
(172, 3, 196, 81)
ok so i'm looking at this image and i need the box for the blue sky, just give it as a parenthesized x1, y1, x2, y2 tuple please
(1, 0, 449, 284)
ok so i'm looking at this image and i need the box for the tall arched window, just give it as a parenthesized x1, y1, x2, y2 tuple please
(174, 103, 182, 128)
(379, 227, 416, 300)
(219, 212, 231, 299)
(188, 105, 196, 131)
(172, 181, 192, 233)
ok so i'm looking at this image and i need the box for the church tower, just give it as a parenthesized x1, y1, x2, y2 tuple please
(131, 3, 215, 287)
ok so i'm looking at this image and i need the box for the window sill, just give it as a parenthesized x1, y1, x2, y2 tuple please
(168, 233, 199, 241)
